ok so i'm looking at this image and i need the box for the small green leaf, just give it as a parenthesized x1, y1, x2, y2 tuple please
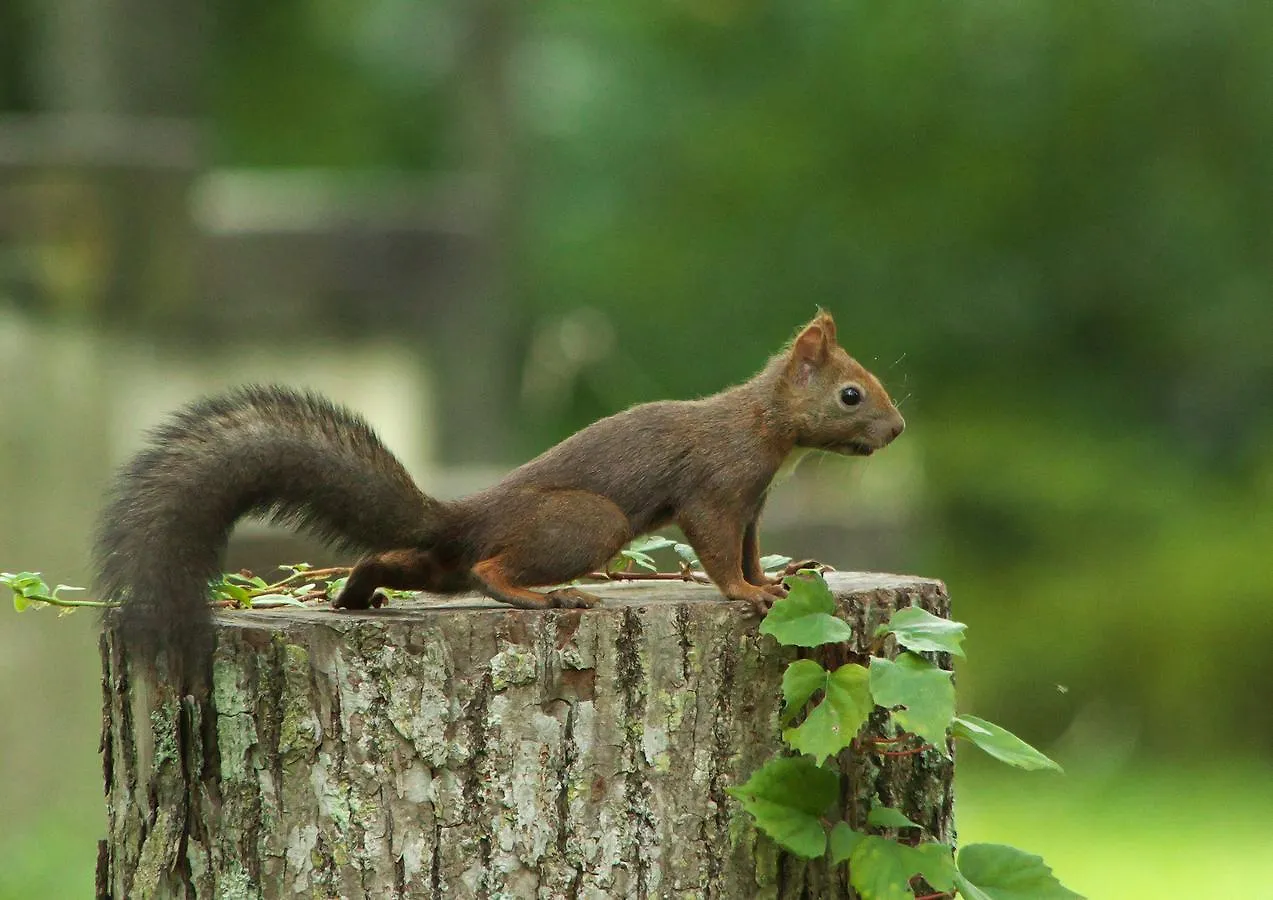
(291, 583, 317, 594)
(673, 543, 700, 565)
(250, 594, 308, 608)
(953, 715, 1063, 773)
(222, 573, 259, 586)
(7, 572, 50, 594)
(13, 592, 29, 612)
(784, 663, 872, 764)
(914, 842, 959, 892)
(214, 581, 252, 605)
(955, 843, 1084, 900)
(781, 659, 828, 725)
(877, 605, 967, 658)
(829, 822, 865, 865)
(761, 574, 854, 647)
(759, 554, 793, 572)
(869, 653, 955, 754)
(327, 576, 348, 597)
(844, 836, 956, 900)
(618, 549, 659, 572)
(726, 755, 839, 858)
(626, 535, 677, 554)
(280, 562, 312, 574)
(866, 805, 922, 831)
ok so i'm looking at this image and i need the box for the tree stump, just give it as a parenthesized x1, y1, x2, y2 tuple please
(98, 572, 954, 899)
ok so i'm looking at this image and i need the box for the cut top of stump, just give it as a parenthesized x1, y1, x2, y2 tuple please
(215, 571, 949, 653)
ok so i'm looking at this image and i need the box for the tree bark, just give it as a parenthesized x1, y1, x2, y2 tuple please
(99, 572, 954, 899)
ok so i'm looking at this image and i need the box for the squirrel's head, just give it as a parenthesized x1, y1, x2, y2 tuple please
(779, 311, 905, 457)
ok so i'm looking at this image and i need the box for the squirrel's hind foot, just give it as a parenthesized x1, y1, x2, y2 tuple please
(546, 586, 603, 609)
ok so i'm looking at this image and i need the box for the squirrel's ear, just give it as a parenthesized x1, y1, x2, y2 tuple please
(812, 309, 837, 344)
(787, 315, 834, 385)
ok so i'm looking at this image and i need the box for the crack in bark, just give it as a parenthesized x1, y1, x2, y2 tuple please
(462, 666, 495, 899)
(702, 619, 737, 897)
(554, 700, 576, 857)
(616, 605, 656, 899)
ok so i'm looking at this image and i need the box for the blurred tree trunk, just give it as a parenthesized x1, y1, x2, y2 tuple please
(28, 0, 203, 324)
(429, 0, 521, 465)
(98, 573, 954, 899)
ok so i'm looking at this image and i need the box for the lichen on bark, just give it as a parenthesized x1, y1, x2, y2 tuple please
(99, 572, 955, 899)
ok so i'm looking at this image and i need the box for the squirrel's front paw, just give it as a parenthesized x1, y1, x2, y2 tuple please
(728, 585, 777, 616)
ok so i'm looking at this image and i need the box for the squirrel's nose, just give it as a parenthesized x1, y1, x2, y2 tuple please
(888, 418, 906, 442)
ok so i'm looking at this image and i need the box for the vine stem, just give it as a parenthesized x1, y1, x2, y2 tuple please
(874, 745, 934, 758)
(27, 596, 120, 609)
(865, 733, 912, 745)
(584, 570, 713, 585)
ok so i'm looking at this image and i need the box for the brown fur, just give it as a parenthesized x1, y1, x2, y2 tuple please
(96, 311, 904, 682)
(335, 310, 905, 613)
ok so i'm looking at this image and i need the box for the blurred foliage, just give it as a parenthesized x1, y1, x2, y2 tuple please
(506, 0, 1273, 759)
(2, 4, 1272, 885)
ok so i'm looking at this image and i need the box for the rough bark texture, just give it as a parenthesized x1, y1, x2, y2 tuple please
(99, 572, 954, 900)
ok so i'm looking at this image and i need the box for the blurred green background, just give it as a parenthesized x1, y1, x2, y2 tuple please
(2, 1, 1272, 897)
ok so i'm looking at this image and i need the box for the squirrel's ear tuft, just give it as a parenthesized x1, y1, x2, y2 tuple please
(788, 314, 834, 385)
(811, 308, 837, 344)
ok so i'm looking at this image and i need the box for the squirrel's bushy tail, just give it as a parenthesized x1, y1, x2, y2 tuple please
(95, 385, 442, 684)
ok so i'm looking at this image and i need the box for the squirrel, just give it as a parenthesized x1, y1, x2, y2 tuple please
(95, 311, 904, 681)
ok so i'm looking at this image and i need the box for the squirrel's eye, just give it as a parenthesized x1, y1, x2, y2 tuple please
(839, 386, 863, 407)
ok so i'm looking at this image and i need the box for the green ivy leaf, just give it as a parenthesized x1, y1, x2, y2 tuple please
(783, 663, 872, 764)
(673, 543, 700, 566)
(869, 653, 955, 754)
(250, 594, 308, 608)
(213, 581, 252, 605)
(760, 554, 793, 572)
(866, 805, 922, 831)
(953, 715, 1063, 773)
(829, 822, 865, 864)
(760, 574, 854, 647)
(626, 535, 677, 554)
(955, 844, 1084, 900)
(913, 842, 959, 892)
(836, 831, 956, 900)
(726, 755, 839, 858)
(877, 606, 967, 658)
(3, 571, 55, 611)
(781, 659, 828, 725)
(223, 573, 267, 587)
(617, 549, 659, 572)
(3, 572, 48, 594)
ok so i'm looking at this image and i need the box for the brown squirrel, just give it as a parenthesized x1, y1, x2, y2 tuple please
(96, 311, 904, 680)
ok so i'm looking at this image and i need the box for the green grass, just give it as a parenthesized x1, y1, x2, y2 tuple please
(0, 813, 97, 900)
(957, 759, 1273, 899)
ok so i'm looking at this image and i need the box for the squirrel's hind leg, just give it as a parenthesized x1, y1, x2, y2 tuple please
(470, 489, 632, 610)
(471, 560, 600, 610)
